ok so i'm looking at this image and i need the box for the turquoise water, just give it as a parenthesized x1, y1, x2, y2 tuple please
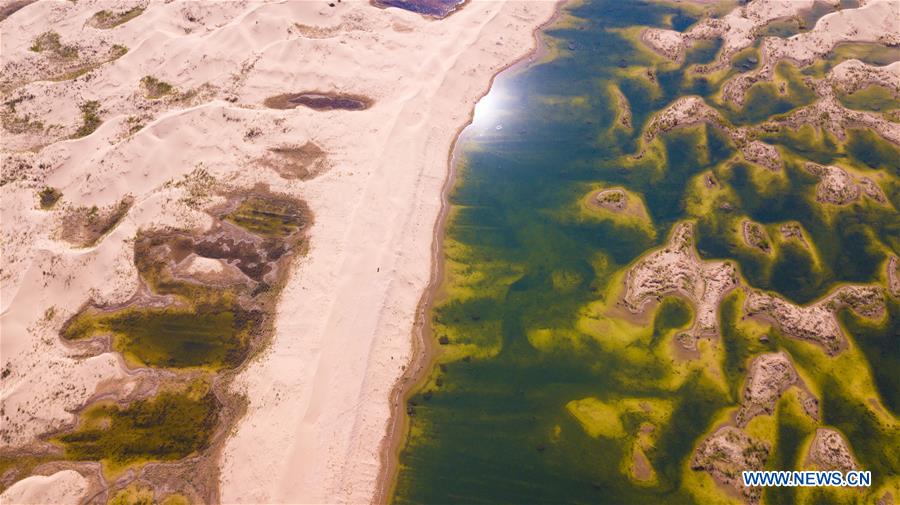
(392, 1, 899, 503)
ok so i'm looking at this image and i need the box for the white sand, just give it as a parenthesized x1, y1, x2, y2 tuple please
(218, 2, 561, 503)
(0, 470, 89, 505)
(643, 0, 838, 64)
(1, 0, 558, 502)
(767, 0, 900, 64)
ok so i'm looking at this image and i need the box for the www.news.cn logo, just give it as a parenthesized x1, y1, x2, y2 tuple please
(742, 470, 872, 487)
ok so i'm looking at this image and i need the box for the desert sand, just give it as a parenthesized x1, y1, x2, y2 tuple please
(1, 0, 558, 502)
(0, 470, 90, 505)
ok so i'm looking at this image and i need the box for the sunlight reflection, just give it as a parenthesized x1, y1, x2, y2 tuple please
(470, 84, 508, 132)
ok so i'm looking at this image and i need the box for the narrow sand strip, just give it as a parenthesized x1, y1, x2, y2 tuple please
(218, 2, 560, 503)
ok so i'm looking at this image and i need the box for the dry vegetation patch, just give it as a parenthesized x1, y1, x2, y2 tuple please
(141, 76, 174, 99)
(261, 142, 330, 180)
(2, 94, 43, 134)
(30, 31, 78, 59)
(89, 6, 146, 29)
(60, 196, 134, 247)
(72, 101, 103, 138)
(263, 91, 373, 111)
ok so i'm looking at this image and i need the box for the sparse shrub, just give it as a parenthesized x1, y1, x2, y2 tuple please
(90, 6, 145, 29)
(109, 44, 129, 58)
(140, 75, 173, 99)
(30, 31, 78, 59)
(72, 101, 102, 138)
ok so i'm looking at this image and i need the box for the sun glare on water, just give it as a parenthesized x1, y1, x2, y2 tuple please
(470, 85, 508, 133)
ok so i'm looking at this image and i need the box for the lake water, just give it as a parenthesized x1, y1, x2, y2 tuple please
(392, 1, 900, 503)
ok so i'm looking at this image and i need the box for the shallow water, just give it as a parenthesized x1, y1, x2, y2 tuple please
(372, 0, 465, 18)
(392, 0, 899, 503)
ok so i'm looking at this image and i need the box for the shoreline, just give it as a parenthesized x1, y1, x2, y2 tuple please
(371, 2, 569, 503)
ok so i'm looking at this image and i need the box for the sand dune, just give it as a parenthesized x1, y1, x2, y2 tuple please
(1, 0, 558, 502)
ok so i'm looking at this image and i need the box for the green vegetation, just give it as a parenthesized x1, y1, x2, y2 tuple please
(0, 454, 56, 493)
(838, 297, 900, 413)
(38, 187, 62, 209)
(72, 101, 102, 138)
(29, 31, 77, 59)
(106, 485, 193, 505)
(62, 304, 256, 369)
(57, 387, 217, 473)
(90, 6, 145, 29)
(226, 196, 307, 238)
(1, 100, 44, 134)
(764, 390, 817, 505)
(28, 192, 310, 491)
(141, 75, 173, 99)
(108, 485, 154, 505)
(61, 227, 266, 371)
(48, 44, 128, 83)
(60, 192, 308, 370)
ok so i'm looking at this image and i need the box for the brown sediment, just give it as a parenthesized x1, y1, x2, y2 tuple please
(806, 427, 859, 473)
(59, 196, 134, 248)
(262, 91, 373, 111)
(888, 255, 900, 297)
(0, 0, 35, 22)
(780, 221, 807, 245)
(735, 351, 819, 427)
(619, 221, 739, 351)
(260, 142, 330, 180)
(691, 426, 770, 504)
(610, 84, 632, 130)
(630, 442, 653, 482)
(743, 284, 885, 356)
(371, 2, 568, 504)
(804, 161, 889, 206)
(741, 219, 771, 254)
(589, 188, 628, 212)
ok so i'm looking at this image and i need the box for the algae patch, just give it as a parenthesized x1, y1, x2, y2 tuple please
(57, 387, 217, 473)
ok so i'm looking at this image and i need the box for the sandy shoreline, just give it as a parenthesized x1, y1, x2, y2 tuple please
(216, 2, 564, 504)
(371, 3, 568, 502)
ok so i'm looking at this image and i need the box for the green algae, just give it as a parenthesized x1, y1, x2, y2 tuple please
(15, 190, 313, 496)
(60, 191, 309, 371)
(828, 43, 900, 67)
(57, 387, 217, 474)
(758, 17, 802, 38)
(107, 485, 190, 505)
(108, 485, 155, 505)
(845, 128, 900, 173)
(764, 389, 818, 505)
(838, 297, 900, 414)
(837, 84, 900, 113)
(722, 61, 817, 125)
(61, 231, 258, 370)
(391, 0, 900, 502)
(225, 195, 307, 238)
(650, 296, 692, 348)
(62, 305, 255, 369)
